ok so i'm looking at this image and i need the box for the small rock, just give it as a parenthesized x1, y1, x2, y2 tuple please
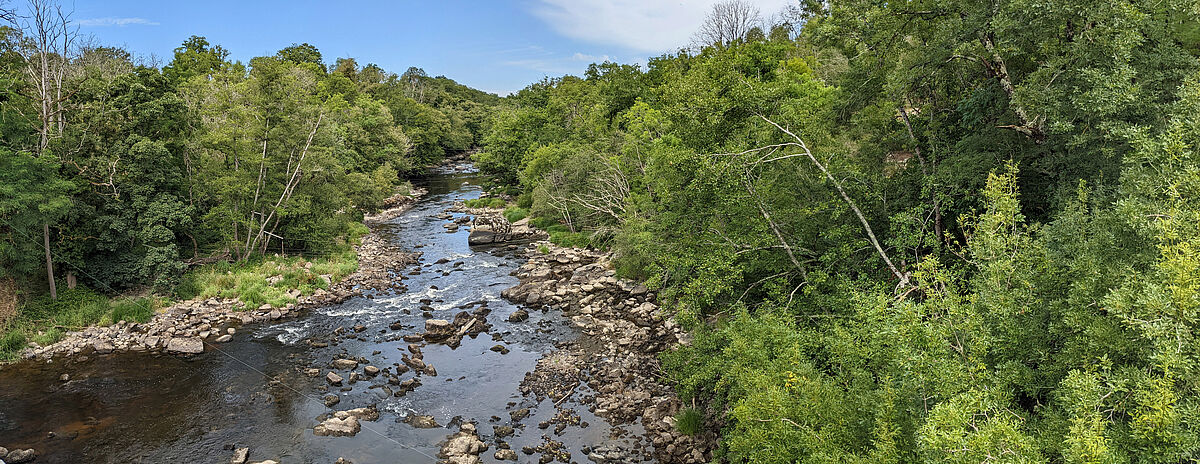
(230, 447, 249, 464)
(494, 449, 518, 461)
(326, 372, 344, 386)
(330, 358, 358, 370)
(215, 334, 233, 343)
(405, 415, 439, 428)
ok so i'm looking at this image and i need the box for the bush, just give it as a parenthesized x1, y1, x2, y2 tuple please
(503, 207, 528, 223)
(0, 330, 26, 354)
(464, 197, 507, 209)
(516, 192, 533, 208)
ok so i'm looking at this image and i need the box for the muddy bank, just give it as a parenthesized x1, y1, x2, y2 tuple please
(499, 243, 715, 464)
(16, 195, 424, 363)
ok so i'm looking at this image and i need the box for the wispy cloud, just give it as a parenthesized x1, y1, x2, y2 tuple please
(502, 51, 620, 74)
(571, 52, 611, 62)
(78, 17, 159, 27)
(531, 0, 793, 53)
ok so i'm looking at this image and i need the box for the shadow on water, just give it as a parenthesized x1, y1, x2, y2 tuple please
(0, 166, 591, 463)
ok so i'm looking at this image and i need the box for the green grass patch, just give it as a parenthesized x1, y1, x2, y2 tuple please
(503, 206, 528, 223)
(463, 197, 507, 209)
(0, 287, 167, 362)
(181, 249, 358, 309)
(676, 407, 703, 435)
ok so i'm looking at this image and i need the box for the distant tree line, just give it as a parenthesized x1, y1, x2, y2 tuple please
(0, 0, 498, 303)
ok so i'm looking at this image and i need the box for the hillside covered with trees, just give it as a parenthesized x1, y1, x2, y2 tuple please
(0, 0, 498, 357)
(475, 0, 1200, 462)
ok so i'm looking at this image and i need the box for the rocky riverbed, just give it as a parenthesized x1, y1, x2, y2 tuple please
(498, 243, 715, 464)
(0, 165, 708, 464)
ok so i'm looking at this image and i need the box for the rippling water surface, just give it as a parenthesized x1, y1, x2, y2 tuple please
(0, 167, 612, 463)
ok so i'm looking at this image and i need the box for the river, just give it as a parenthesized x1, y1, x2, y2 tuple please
(0, 167, 636, 463)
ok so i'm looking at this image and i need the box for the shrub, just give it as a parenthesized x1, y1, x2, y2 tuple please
(503, 207, 529, 223)
(0, 330, 26, 353)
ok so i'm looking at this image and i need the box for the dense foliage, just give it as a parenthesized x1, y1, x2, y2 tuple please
(477, 2, 1200, 461)
(0, 19, 496, 316)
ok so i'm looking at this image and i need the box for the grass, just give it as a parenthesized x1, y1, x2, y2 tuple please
(463, 197, 507, 209)
(676, 407, 703, 435)
(0, 287, 166, 362)
(178, 249, 358, 309)
(0, 225, 367, 363)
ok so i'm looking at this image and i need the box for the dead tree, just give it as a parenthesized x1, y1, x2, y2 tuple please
(692, 0, 761, 47)
(720, 115, 911, 289)
(6, 0, 77, 299)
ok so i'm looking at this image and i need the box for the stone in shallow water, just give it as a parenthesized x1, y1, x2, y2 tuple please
(165, 337, 204, 354)
(404, 414, 439, 428)
(230, 447, 249, 464)
(313, 415, 360, 437)
(330, 358, 358, 370)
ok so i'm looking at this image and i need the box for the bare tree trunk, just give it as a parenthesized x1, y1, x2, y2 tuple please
(757, 115, 910, 288)
(43, 223, 56, 299)
(979, 32, 1044, 141)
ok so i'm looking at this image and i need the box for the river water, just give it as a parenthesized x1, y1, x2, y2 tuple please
(0, 168, 623, 463)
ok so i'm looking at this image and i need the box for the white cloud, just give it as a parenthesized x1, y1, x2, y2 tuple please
(531, 0, 794, 53)
(78, 17, 159, 27)
(571, 52, 612, 62)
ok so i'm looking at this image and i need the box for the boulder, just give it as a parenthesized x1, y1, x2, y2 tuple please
(92, 340, 114, 354)
(165, 337, 204, 354)
(467, 230, 497, 246)
(330, 358, 358, 370)
(425, 319, 452, 334)
(5, 449, 35, 464)
(313, 415, 360, 437)
(506, 309, 529, 322)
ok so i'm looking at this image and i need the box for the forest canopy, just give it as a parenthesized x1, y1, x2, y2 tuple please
(0, 4, 498, 301)
(474, 0, 1200, 461)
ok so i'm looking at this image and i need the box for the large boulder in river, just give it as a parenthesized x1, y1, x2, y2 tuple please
(467, 229, 498, 246)
(424, 319, 453, 340)
(165, 337, 204, 354)
(5, 449, 37, 464)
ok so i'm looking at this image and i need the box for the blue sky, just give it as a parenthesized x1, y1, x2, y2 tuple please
(59, 0, 793, 95)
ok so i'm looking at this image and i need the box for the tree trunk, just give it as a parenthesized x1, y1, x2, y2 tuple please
(44, 223, 57, 299)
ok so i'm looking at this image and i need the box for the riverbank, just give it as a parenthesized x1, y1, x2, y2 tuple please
(8, 190, 425, 364)
(498, 242, 714, 464)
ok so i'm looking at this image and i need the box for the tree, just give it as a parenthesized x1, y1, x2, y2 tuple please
(276, 42, 324, 71)
(163, 36, 229, 84)
(692, 0, 761, 48)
